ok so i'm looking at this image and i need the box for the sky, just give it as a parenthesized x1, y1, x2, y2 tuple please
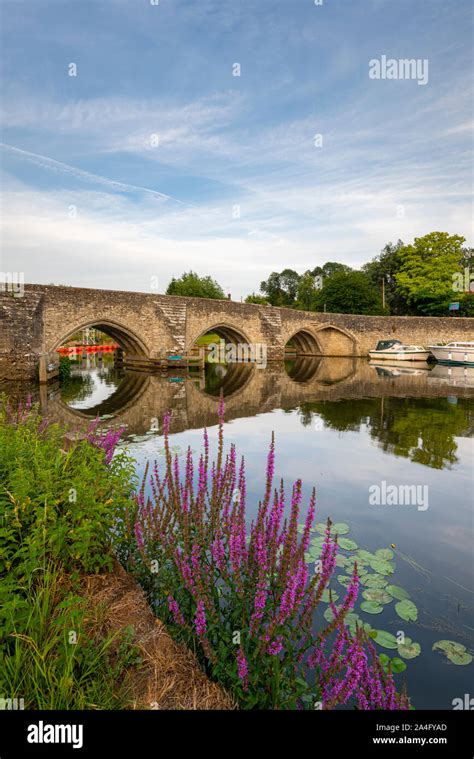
(0, 0, 472, 299)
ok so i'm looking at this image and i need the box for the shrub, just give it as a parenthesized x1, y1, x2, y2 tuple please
(0, 397, 140, 709)
(117, 399, 409, 710)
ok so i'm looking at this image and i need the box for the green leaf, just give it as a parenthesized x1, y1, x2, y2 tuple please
(357, 550, 377, 562)
(314, 523, 328, 535)
(362, 588, 392, 605)
(375, 548, 394, 561)
(321, 589, 340, 603)
(386, 584, 410, 601)
(372, 630, 399, 649)
(432, 639, 466, 654)
(338, 537, 358, 551)
(448, 652, 473, 666)
(395, 599, 418, 622)
(332, 522, 350, 535)
(369, 559, 395, 575)
(398, 638, 421, 660)
(432, 640, 473, 665)
(360, 601, 383, 614)
(323, 606, 340, 623)
(361, 574, 388, 588)
(390, 657, 407, 673)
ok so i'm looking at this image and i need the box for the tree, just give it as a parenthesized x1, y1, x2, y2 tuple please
(313, 270, 385, 315)
(311, 262, 352, 280)
(362, 240, 413, 315)
(296, 271, 322, 311)
(245, 293, 269, 305)
(166, 271, 225, 300)
(260, 269, 300, 306)
(395, 232, 466, 315)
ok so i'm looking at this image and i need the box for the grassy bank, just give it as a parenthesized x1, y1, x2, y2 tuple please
(0, 398, 233, 710)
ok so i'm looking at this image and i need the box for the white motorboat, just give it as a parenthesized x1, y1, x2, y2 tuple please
(427, 341, 474, 366)
(368, 339, 432, 362)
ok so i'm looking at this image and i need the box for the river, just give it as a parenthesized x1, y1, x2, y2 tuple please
(3, 354, 473, 710)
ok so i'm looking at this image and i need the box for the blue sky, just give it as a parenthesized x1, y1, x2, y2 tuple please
(1, 0, 472, 297)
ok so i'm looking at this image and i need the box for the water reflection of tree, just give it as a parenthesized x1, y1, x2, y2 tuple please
(298, 398, 473, 470)
(60, 374, 95, 403)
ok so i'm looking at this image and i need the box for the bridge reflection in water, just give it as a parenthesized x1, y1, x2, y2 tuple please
(32, 355, 474, 441)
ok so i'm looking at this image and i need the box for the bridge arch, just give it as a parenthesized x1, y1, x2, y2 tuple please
(191, 322, 252, 348)
(50, 319, 150, 357)
(314, 324, 357, 356)
(285, 329, 322, 357)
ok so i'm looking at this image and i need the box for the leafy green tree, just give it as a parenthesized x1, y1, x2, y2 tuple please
(166, 271, 226, 299)
(311, 262, 352, 280)
(296, 271, 321, 311)
(260, 269, 300, 306)
(363, 240, 413, 315)
(395, 232, 466, 315)
(245, 293, 269, 304)
(313, 270, 385, 315)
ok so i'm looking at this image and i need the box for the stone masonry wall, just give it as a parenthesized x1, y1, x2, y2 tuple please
(0, 285, 473, 380)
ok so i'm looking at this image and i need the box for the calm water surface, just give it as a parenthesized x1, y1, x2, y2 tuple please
(5, 355, 473, 709)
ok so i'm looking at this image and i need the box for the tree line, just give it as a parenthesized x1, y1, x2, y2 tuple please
(166, 232, 473, 316)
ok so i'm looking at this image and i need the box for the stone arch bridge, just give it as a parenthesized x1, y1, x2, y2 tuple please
(1, 284, 473, 380)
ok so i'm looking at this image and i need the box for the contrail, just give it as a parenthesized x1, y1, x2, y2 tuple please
(0, 142, 190, 205)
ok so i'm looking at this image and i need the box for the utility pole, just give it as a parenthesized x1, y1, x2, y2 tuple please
(382, 277, 385, 309)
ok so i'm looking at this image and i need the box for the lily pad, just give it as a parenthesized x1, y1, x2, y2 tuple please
(432, 640, 473, 666)
(362, 574, 388, 589)
(338, 537, 358, 551)
(358, 550, 377, 562)
(321, 589, 340, 603)
(372, 630, 399, 649)
(310, 536, 325, 547)
(332, 522, 350, 535)
(395, 599, 418, 622)
(323, 606, 341, 623)
(386, 584, 410, 601)
(397, 638, 421, 660)
(432, 640, 466, 654)
(375, 548, 394, 561)
(369, 559, 395, 575)
(448, 652, 473, 666)
(335, 554, 351, 568)
(362, 589, 392, 605)
(360, 600, 384, 614)
(314, 523, 329, 535)
(390, 657, 407, 673)
(378, 653, 406, 673)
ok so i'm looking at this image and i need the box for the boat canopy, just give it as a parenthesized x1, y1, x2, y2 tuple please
(374, 339, 402, 351)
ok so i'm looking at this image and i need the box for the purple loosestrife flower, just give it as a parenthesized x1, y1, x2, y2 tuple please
(236, 648, 249, 691)
(278, 572, 298, 625)
(173, 547, 195, 594)
(249, 583, 267, 636)
(168, 595, 185, 626)
(267, 637, 284, 656)
(211, 536, 225, 572)
(134, 520, 144, 552)
(194, 600, 207, 638)
(301, 489, 316, 553)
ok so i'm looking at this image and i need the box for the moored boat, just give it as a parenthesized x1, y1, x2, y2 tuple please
(368, 339, 432, 362)
(427, 341, 474, 365)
